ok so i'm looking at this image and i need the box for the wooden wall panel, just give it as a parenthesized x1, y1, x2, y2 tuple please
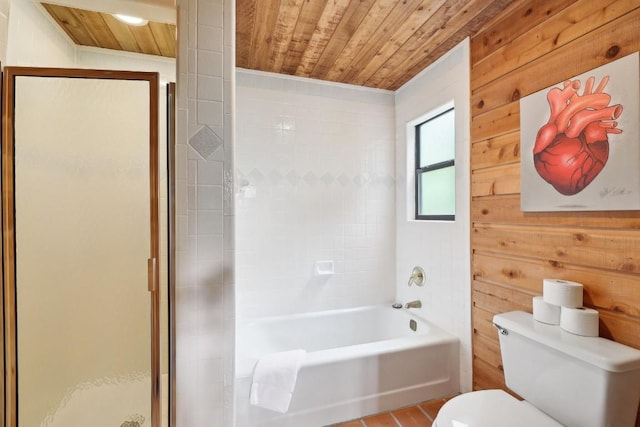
(470, 0, 576, 66)
(474, 0, 639, 88)
(473, 357, 505, 391)
(470, 1, 640, 425)
(471, 131, 520, 170)
(471, 163, 520, 197)
(471, 102, 519, 141)
(473, 224, 640, 272)
(472, 7, 640, 116)
(472, 195, 640, 228)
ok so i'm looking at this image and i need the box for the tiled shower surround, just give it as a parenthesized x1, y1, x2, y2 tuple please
(235, 69, 396, 319)
(175, 0, 235, 425)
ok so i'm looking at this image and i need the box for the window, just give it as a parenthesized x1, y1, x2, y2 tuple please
(415, 107, 455, 221)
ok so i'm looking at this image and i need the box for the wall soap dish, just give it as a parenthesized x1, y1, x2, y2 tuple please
(314, 260, 334, 276)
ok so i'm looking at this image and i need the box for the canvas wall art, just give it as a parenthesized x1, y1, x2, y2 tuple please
(520, 52, 639, 211)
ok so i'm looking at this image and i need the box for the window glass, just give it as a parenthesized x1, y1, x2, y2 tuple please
(418, 166, 455, 217)
(418, 108, 455, 167)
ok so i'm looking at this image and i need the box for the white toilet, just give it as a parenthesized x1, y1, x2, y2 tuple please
(433, 311, 640, 427)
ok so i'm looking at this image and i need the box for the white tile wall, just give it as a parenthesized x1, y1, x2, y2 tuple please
(175, 0, 235, 425)
(394, 39, 472, 393)
(235, 69, 396, 319)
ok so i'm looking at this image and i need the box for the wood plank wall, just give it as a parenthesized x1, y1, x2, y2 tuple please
(469, 0, 640, 424)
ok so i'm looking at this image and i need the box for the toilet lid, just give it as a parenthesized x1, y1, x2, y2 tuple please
(433, 390, 563, 427)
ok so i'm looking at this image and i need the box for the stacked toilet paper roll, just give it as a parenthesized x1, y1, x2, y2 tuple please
(543, 279, 583, 308)
(532, 296, 560, 324)
(560, 307, 600, 336)
(531, 279, 599, 337)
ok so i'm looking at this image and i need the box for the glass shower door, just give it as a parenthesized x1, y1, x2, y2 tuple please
(2, 68, 160, 427)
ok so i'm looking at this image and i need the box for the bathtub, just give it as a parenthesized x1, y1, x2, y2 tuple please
(235, 305, 460, 427)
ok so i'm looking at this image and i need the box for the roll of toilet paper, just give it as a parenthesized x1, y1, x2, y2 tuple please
(532, 295, 561, 324)
(543, 278, 583, 308)
(560, 307, 599, 337)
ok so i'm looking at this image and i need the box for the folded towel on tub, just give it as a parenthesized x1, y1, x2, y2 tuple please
(250, 349, 307, 413)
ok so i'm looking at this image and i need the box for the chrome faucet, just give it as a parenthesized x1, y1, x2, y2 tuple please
(405, 300, 422, 309)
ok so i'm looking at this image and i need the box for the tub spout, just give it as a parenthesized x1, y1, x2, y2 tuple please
(404, 300, 422, 309)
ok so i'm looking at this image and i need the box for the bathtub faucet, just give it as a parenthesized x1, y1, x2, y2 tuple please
(405, 300, 422, 309)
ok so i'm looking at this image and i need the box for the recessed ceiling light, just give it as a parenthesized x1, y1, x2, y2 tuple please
(113, 14, 149, 26)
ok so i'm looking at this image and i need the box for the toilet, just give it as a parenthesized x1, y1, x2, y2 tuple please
(433, 311, 640, 427)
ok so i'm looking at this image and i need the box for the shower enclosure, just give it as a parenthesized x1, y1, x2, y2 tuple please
(1, 67, 171, 427)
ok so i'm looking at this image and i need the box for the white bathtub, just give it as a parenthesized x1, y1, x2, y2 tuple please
(235, 305, 460, 427)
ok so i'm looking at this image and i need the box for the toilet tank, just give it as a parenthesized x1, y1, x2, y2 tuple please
(493, 311, 640, 427)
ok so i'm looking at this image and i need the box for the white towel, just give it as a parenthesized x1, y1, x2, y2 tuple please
(249, 349, 306, 413)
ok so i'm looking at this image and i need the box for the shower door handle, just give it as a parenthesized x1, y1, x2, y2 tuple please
(148, 257, 158, 292)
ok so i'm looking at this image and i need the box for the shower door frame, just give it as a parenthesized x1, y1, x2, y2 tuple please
(0, 67, 161, 427)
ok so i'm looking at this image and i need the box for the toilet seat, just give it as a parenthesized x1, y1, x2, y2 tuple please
(432, 390, 563, 427)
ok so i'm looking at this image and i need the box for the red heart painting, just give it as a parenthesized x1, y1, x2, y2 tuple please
(532, 76, 623, 196)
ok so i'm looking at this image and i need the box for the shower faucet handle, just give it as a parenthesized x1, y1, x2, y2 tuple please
(408, 266, 426, 287)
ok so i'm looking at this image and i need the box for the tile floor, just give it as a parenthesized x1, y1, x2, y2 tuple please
(329, 395, 454, 427)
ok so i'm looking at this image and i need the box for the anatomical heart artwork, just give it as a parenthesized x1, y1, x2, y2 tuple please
(520, 52, 639, 211)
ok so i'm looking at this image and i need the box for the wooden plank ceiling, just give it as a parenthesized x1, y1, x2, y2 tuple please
(237, 0, 513, 90)
(42, 0, 512, 88)
(42, 2, 176, 58)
